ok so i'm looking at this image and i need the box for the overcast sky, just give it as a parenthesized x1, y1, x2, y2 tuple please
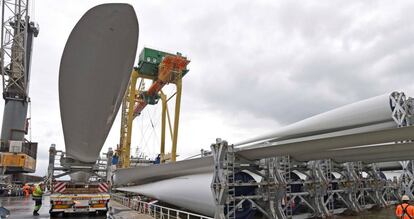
(1, 0, 414, 176)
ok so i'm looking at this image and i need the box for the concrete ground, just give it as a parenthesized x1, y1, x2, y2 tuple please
(0, 195, 105, 219)
(0, 195, 396, 219)
(108, 200, 154, 219)
(336, 206, 396, 219)
(0, 195, 154, 219)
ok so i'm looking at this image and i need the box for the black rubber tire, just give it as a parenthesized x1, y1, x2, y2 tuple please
(98, 210, 108, 216)
(49, 211, 60, 218)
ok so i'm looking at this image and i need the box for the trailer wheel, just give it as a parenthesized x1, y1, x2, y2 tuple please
(49, 212, 60, 218)
(98, 210, 107, 216)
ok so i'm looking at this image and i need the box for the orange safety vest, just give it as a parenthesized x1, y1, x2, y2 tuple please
(396, 203, 414, 219)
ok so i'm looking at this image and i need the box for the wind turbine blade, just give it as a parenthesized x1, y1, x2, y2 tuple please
(59, 3, 139, 163)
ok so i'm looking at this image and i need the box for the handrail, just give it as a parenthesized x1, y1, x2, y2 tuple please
(111, 193, 212, 219)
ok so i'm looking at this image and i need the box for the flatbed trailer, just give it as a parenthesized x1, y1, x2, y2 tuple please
(49, 181, 110, 216)
(46, 144, 113, 217)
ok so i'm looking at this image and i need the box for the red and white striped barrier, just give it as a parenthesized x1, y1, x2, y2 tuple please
(98, 182, 109, 193)
(54, 182, 66, 193)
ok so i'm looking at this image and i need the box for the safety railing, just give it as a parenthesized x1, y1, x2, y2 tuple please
(111, 193, 213, 219)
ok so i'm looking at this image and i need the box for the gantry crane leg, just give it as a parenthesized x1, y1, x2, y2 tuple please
(160, 92, 167, 163)
(120, 70, 138, 168)
(171, 78, 182, 162)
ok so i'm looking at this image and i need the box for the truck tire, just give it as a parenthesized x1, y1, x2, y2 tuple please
(49, 211, 60, 218)
(98, 210, 107, 216)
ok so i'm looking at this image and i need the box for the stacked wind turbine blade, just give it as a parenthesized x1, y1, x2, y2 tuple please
(115, 92, 409, 186)
(114, 156, 213, 186)
(114, 92, 414, 216)
(236, 125, 414, 161)
(118, 173, 216, 216)
(59, 3, 139, 165)
(114, 126, 414, 186)
(236, 93, 398, 147)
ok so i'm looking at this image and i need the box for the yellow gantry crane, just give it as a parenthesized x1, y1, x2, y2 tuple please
(117, 48, 190, 168)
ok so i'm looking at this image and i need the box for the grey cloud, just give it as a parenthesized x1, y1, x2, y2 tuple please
(177, 0, 414, 125)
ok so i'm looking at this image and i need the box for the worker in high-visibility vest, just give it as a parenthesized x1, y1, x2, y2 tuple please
(32, 182, 44, 216)
(22, 183, 30, 197)
(396, 195, 414, 219)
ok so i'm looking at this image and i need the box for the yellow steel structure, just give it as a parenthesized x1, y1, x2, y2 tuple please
(160, 92, 167, 163)
(159, 77, 182, 163)
(118, 70, 139, 168)
(117, 53, 188, 167)
(170, 77, 182, 162)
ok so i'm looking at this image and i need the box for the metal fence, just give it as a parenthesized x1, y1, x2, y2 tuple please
(111, 193, 213, 219)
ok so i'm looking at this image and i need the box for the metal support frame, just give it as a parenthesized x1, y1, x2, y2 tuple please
(399, 161, 414, 199)
(210, 139, 401, 219)
(106, 147, 113, 183)
(211, 139, 278, 219)
(306, 160, 333, 218)
(391, 92, 411, 127)
(341, 163, 389, 210)
(342, 161, 380, 211)
(270, 157, 319, 219)
(262, 157, 286, 219)
(46, 144, 109, 183)
(274, 156, 293, 219)
(390, 92, 414, 199)
(90, 155, 110, 182)
(364, 164, 387, 208)
(382, 175, 400, 205)
(341, 162, 364, 212)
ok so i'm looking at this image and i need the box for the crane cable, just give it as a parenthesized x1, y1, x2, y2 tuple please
(134, 79, 162, 158)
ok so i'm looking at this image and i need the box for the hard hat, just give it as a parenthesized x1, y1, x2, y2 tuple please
(402, 195, 410, 201)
